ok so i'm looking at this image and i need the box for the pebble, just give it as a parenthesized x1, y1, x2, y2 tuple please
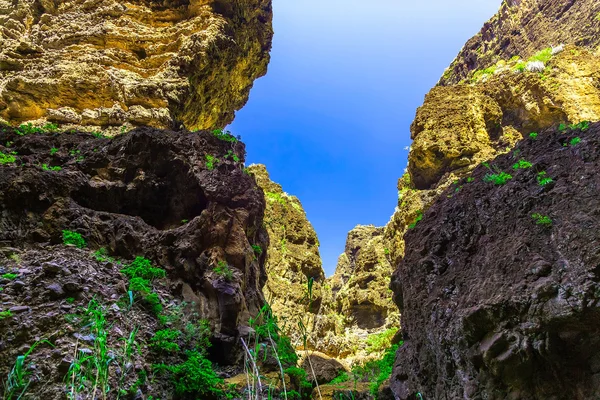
(42, 262, 61, 274)
(12, 280, 26, 289)
(9, 305, 29, 313)
(46, 283, 65, 298)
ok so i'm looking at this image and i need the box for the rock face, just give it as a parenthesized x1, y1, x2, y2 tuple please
(0, 0, 273, 132)
(0, 126, 268, 363)
(385, 1, 600, 398)
(316, 225, 398, 360)
(440, 0, 600, 85)
(390, 122, 600, 399)
(247, 164, 325, 343)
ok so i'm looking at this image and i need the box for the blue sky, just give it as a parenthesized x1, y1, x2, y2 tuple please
(230, 0, 500, 276)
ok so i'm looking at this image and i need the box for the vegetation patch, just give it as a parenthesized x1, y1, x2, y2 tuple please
(213, 261, 233, 281)
(62, 230, 86, 248)
(0, 151, 16, 165)
(532, 213, 552, 226)
(211, 129, 238, 143)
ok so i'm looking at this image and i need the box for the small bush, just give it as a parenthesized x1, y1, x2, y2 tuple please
(154, 351, 224, 398)
(0, 151, 16, 165)
(483, 172, 512, 185)
(529, 132, 538, 139)
(329, 371, 349, 385)
(2, 273, 18, 280)
(532, 213, 552, 226)
(205, 155, 218, 170)
(150, 329, 181, 353)
(512, 159, 533, 170)
(408, 210, 423, 229)
(121, 257, 166, 280)
(62, 230, 86, 248)
(536, 171, 553, 186)
(365, 328, 397, 353)
(0, 310, 12, 320)
(213, 261, 233, 281)
(251, 244, 263, 255)
(211, 129, 238, 143)
(569, 137, 581, 146)
(42, 163, 61, 171)
(529, 47, 552, 64)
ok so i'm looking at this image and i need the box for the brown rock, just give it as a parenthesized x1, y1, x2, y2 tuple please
(439, 0, 600, 85)
(247, 164, 325, 344)
(301, 352, 346, 385)
(0, 126, 268, 363)
(0, 0, 273, 132)
(390, 123, 600, 399)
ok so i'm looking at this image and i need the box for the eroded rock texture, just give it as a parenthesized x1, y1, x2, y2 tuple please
(440, 0, 600, 85)
(0, 126, 268, 363)
(246, 164, 325, 344)
(316, 225, 398, 361)
(0, 0, 273, 132)
(391, 123, 600, 399)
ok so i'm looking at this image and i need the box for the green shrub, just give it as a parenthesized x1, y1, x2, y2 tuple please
(329, 371, 349, 385)
(369, 343, 401, 396)
(536, 171, 553, 186)
(408, 210, 423, 229)
(213, 261, 233, 281)
(0, 151, 16, 165)
(62, 230, 86, 248)
(2, 273, 18, 280)
(150, 329, 181, 353)
(42, 163, 61, 171)
(528, 48, 552, 64)
(483, 172, 512, 185)
(251, 244, 263, 255)
(0, 310, 12, 320)
(224, 150, 240, 162)
(205, 155, 219, 170)
(569, 137, 581, 146)
(211, 129, 238, 143)
(532, 213, 552, 226)
(154, 351, 224, 398)
(121, 257, 166, 280)
(512, 159, 533, 170)
(284, 367, 312, 397)
(529, 132, 538, 139)
(365, 328, 397, 353)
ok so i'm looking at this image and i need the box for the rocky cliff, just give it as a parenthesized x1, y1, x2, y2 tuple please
(315, 225, 399, 361)
(386, 0, 600, 398)
(247, 164, 325, 344)
(0, 0, 273, 133)
(440, 0, 600, 85)
(0, 125, 270, 398)
(391, 122, 600, 399)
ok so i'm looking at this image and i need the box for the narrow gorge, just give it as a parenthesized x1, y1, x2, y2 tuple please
(0, 0, 599, 399)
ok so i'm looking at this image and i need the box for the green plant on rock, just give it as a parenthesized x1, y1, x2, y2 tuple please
(224, 150, 240, 162)
(120, 257, 165, 316)
(205, 154, 218, 170)
(529, 132, 538, 139)
(213, 260, 233, 281)
(42, 163, 62, 171)
(529, 47, 552, 64)
(408, 210, 423, 229)
(536, 171, 554, 186)
(252, 244, 263, 255)
(62, 230, 86, 248)
(365, 328, 397, 353)
(150, 329, 181, 353)
(211, 129, 238, 143)
(0, 310, 12, 320)
(0, 151, 16, 165)
(329, 371, 349, 385)
(512, 159, 533, 170)
(483, 171, 512, 185)
(266, 191, 287, 206)
(4, 340, 54, 400)
(15, 122, 58, 136)
(532, 213, 552, 226)
(569, 137, 581, 146)
(2, 273, 18, 280)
